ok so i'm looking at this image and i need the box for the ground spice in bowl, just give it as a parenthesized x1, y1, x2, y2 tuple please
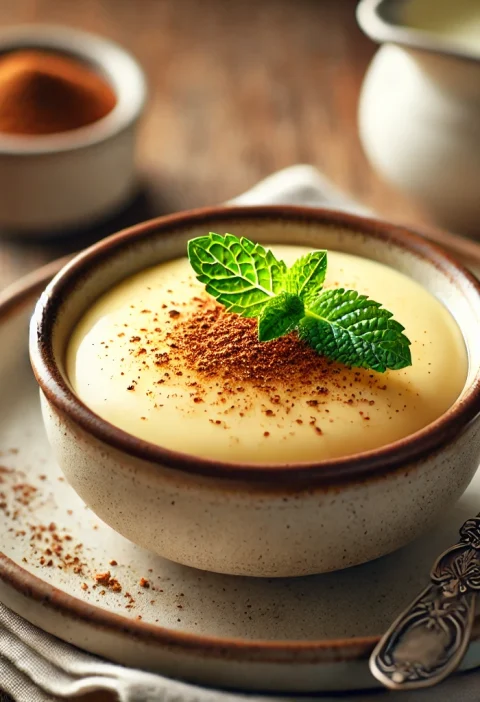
(0, 49, 116, 135)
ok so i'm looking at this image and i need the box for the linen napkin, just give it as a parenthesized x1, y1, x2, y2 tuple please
(1, 165, 479, 702)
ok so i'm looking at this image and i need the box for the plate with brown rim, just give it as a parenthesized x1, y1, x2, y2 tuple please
(0, 259, 480, 694)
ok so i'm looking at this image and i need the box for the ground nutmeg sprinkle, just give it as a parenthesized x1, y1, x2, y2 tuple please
(176, 299, 334, 387)
(0, 459, 172, 618)
(122, 295, 387, 427)
(0, 50, 116, 135)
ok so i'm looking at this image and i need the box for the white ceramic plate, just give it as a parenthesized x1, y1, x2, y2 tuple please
(0, 262, 479, 694)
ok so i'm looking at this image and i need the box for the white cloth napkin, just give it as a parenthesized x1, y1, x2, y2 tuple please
(1, 165, 479, 702)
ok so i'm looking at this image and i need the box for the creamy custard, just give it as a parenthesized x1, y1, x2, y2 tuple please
(67, 246, 467, 464)
(402, 0, 480, 54)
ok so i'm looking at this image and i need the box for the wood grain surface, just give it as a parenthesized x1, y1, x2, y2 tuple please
(0, 0, 436, 295)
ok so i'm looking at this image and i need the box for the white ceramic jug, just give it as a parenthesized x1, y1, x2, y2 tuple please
(357, 0, 480, 236)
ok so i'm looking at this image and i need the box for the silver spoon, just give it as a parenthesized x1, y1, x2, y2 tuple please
(370, 513, 480, 690)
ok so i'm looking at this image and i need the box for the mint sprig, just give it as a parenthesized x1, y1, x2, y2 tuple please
(285, 251, 327, 305)
(258, 292, 305, 342)
(187, 232, 286, 318)
(187, 233, 412, 372)
(299, 289, 412, 372)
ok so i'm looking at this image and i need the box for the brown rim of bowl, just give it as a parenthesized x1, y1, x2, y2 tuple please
(0, 267, 378, 664)
(4, 237, 480, 663)
(31, 204, 480, 487)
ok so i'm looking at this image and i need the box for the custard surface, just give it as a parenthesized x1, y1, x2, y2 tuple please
(67, 246, 467, 463)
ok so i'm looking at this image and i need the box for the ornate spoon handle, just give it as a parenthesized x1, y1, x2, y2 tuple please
(370, 515, 480, 690)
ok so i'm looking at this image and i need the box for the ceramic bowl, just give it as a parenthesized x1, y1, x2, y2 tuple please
(0, 25, 147, 236)
(357, 0, 480, 236)
(29, 206, 480, 577)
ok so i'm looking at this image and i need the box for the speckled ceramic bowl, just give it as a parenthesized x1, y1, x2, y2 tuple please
(30, 206, 480, 577)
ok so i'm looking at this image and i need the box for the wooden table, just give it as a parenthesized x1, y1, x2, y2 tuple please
(0, 0, 429, 295)
(0, 2, 424, 700)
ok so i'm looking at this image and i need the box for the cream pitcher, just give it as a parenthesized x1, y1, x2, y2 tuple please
(357, 0, 480, 236)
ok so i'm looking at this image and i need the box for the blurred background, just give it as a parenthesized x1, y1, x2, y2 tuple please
(0, 0, 475, 289)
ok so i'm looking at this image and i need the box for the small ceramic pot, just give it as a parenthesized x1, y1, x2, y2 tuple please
(357, 0, 480, 236)
(30, 206, 480, 577)
(0, 25, 146, 235)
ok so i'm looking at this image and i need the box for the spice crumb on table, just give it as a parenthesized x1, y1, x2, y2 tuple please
(0, 459, 169, 615)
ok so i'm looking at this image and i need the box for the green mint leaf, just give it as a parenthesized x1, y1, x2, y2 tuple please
(298, 288, 412, 372)
(258, 292, 305, 342)
(286, 250, 327, 305)
(188, 232, 412, 373)
(188, 232, 287, 317)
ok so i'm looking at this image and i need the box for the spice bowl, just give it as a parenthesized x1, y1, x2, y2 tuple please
(30, 206, 480, 577)
(0, 25, 146, 236)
